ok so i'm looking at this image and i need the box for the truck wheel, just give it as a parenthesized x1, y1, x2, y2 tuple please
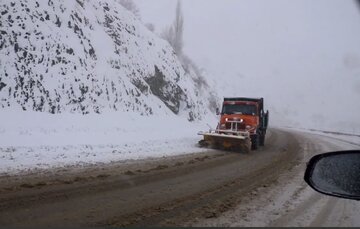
(251, 134, 259, 150)
(259, 134, 265, 146)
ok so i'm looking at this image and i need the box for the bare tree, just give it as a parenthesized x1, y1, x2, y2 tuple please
(173, 0, 184, 55)
(161, 0, 184, 56)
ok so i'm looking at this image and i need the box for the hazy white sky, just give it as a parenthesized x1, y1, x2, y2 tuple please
(135, 0, 360, 132)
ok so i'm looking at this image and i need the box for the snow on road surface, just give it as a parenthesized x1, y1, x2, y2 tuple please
(191, 128, 360, 227)
(0, 110, 217, 174)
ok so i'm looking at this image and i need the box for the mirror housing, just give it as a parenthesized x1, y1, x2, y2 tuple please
(304, 150, 360, 200)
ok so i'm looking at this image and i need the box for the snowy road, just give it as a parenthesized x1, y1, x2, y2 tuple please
(190, 129, 360, 227)
(0, 128, 359, 227)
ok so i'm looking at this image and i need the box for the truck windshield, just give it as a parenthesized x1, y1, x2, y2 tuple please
(222, 104, 257, 115)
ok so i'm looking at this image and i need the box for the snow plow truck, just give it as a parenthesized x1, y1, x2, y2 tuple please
(198, 97, 269, 153)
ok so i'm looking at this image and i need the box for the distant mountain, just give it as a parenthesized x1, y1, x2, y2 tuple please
(0, 0, 218, 121)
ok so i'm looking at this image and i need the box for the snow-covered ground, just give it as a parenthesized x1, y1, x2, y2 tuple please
(0, 110, 217, 175)
(283, 127, 360, 146)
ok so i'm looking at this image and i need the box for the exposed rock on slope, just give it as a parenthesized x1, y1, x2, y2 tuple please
(0, 0, 218, 120)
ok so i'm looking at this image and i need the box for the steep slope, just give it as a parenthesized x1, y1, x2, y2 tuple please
(0, 0, 218, 120)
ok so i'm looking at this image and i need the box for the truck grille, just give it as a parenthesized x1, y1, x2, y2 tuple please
(225, 122, 245, 130)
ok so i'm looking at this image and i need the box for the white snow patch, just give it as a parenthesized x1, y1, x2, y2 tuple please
(0, 110, 218, 175)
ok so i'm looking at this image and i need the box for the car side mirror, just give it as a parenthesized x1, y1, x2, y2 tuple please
(304, 150, 360, 200)
(216, 108, 220, 115)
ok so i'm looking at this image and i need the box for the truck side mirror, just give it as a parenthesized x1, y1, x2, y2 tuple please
(216, 108, 220, 115)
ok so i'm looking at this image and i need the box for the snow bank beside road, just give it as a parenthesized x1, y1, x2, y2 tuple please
(282, 127, 360, 146)
(0, 110, 217, 174)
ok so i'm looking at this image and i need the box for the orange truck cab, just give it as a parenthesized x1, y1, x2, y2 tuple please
(217, 97, 269, 150)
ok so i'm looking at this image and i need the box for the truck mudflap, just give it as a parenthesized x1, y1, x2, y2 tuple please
(198, 130, 251, 153)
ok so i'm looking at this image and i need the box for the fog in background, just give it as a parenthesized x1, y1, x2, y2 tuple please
(135, 0, 360, 133)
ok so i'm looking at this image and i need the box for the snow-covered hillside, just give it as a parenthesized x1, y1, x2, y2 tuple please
(0, 0, 218, 120)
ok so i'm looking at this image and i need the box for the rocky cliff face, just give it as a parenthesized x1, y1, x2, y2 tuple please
(0, 0, 218, 120)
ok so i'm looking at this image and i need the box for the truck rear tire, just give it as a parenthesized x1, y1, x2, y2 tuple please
(251, 134, 259, 150)
(259, 134, 265, 146)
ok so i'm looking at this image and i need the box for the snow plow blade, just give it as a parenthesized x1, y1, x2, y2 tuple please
(198, 131, 251, 153)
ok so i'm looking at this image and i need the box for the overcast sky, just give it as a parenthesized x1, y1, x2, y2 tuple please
(135, 0, 360, 133)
